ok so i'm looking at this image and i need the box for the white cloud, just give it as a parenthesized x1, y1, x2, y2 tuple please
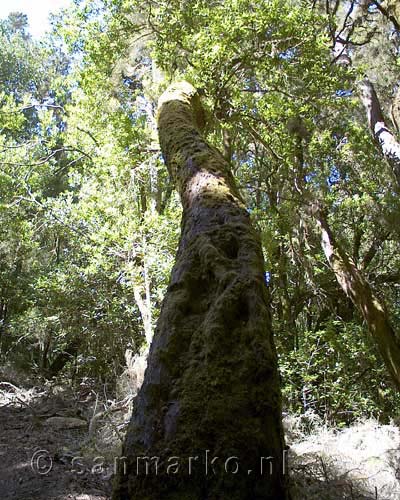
(0, 0, 72, 38)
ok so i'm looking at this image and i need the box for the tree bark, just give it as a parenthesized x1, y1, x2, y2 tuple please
(331, 1, 400, 188)
(0, 299, 7, 352)
(133, 236, 153, 346)
(313, 206, 400, 390)
(113, 82, 288, 500)
(359, 79, 400, 188)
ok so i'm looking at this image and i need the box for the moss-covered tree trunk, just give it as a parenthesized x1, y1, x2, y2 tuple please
(113, 82, 288, 500)
(314, 206, 400, 390)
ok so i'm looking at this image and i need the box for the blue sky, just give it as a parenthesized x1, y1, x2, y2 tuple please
(0, 0, 72, 38)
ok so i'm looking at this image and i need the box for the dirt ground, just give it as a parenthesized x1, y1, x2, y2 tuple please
(2, 373, 399, 500)
(0, 377, 126, 500)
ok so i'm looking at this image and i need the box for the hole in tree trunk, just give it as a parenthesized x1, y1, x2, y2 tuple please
(181, 272, 216, 315)
(235, 298, 250, 325)
(220, 234, 239, 259)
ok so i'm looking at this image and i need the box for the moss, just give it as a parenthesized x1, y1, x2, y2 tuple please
(113, 81, 288, 500)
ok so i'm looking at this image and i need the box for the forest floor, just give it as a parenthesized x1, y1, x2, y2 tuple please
(1, 368, 400, 500)
(286, 412, 400, 499)
(0, 370, 132, 500)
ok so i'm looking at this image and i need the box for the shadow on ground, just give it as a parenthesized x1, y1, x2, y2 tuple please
(0, 377, 115, 500)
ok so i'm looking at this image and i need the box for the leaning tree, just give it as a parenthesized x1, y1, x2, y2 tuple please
(113, 82, 289, 499)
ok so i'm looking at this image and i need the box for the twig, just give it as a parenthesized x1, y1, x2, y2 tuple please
(319, 456, 330, 482)
(0, 381, 20, 392)
(103, 404, 124, 442)
(88, 391, 99, 439)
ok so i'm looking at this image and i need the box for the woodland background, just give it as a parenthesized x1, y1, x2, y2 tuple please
(1, 0, 400, 432)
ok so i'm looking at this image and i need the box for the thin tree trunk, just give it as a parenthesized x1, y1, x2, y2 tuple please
(359, 79, 400, 187)
(113, 82, 288, 500)
(133, 236, 153, 345)
(0, 299, 7, 352)
(371, 0, 400, 31)
(331, 1, 400, 187)
(41, 333, 51, 371)
(313, 205, 400, 390)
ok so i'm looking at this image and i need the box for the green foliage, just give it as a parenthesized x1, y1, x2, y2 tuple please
(0, 7, 180, 380)
(278, 321, 400, 425)
(1, 0, 400, 425)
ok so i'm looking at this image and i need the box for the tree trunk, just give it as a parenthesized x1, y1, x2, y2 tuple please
(359, 79, 400, 187)
(113, 82, 288, 500)
(373, 1, 400, 31)
(133, 236, 153, 345)
(313, 206, 400, 390)
(331, 1, 400, 188)
(0, 299, 7, 351)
